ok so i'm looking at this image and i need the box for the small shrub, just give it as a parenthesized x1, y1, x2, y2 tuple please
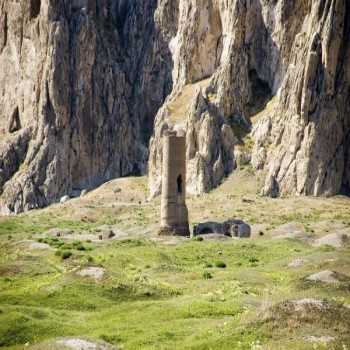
(99, 334, 121, 344)
(203, 271, 213, 279)
(55, 250, 62, 256)
(215, 261, 226, 268)
(87, 256, 94, 263)
(76, 244, 86, 251)
(205, 262, 213, 268)
(61, 250, 72, 260)
(192, 236, 204, 241)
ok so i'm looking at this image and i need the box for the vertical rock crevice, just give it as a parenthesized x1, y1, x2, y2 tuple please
(8, 107, 21, 133)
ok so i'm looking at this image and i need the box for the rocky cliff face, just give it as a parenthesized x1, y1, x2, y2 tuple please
(1, 0, 349, 213)
(0, 0, 172, 213)
(149, 0, 350, 199)
(256, 0, 350, 197)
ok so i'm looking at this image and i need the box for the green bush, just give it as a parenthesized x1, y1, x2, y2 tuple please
(76, 244, 86, 251)
(215, 261, 226, 268)
(203, 271, 213, 279)
(192, 236, 204, 242)
(61, 250, 73, 260)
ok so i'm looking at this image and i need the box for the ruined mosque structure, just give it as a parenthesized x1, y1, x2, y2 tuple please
(159, 130, 190, 236)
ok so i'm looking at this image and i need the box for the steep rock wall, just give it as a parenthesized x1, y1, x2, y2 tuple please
(149, 0, 305, 197)
(0, 0, 172, 213)
(149, 0, 350, 199)
(257, 0, 350, 197)
(1, 0, 349, 213)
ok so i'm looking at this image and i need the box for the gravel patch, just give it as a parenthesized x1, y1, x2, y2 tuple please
(304, 335, 335, 344)
(288, 258, 306, 268)
(291, 298, 326, 311)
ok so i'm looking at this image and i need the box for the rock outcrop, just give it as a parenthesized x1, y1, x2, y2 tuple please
(1, 0, 350, 213)
(0, 0, 172, 213)
(252, 0, 350, 197)
(149, 0, 350, 199)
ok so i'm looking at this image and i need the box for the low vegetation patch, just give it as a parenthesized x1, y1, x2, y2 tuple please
(1, 175, 350, 349)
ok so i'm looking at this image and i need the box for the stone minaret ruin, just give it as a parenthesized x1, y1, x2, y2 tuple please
(160, 130, 190, 236)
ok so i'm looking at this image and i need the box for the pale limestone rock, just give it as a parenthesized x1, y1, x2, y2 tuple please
(60, 195, 70, 204)
(255, 1, 350, 197)
(0, 1, 172, 213)
(55, 338, 116, 350)
(306, 270, 343, 284)
(1, 0, 349, 212)
(313, 233, 349, 248)
(149, 0, 345, 199)
(304, 336, 335, 344)
(77, 267, 105, 281)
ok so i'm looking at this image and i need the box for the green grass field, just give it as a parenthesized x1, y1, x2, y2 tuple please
(0, 172, 350, 349)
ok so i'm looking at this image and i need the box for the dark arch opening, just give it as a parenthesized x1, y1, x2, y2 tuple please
(177, 174, 183, 194)
(30, 0, 41, 19)
(248, 69, 272, 115)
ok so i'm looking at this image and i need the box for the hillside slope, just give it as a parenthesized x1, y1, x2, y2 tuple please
(0, 172, 350, 349)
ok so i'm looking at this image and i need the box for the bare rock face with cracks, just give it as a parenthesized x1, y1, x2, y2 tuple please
(149, 0, 350, 199)
(0, 0, 172, 213)
(0, 0, 349, 213)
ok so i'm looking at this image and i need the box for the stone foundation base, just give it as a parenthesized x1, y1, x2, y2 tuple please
(158, 225, 190, 237)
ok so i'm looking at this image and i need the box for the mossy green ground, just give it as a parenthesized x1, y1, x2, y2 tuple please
(0, 172, 350, 349)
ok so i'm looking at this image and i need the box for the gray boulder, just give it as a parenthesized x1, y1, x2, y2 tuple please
(193, 219, 251, 238)
(193, 222, 224, 235)
(80, 189, 89, 197)
(223, 219, 251, 238)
